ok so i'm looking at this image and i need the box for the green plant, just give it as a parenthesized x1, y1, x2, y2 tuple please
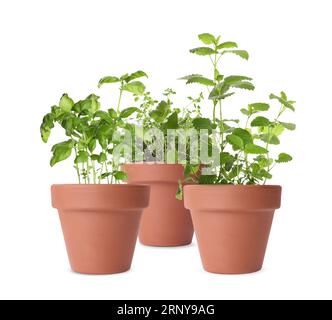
(40, 89, 139, 184)
(180, 33, 296, 186)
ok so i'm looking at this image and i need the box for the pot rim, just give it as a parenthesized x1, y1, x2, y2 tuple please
(123, 162, 184, 167)
(184, 184, 281, 189)
(51, 183, 149, 188)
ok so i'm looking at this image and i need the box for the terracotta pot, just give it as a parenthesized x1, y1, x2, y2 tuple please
(184, 185, 282, 274)
(51, 184, 150, 275)
(123, 164, 194, 246)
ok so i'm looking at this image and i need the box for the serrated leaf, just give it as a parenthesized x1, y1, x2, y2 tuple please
(192, 117, 212, 130)
(226, 134, 244, 150)
(251, 116, 270, 127)
(220, 152, 234, 164)
(269, 93, 295, 111)
(150, 100, 170, 123)
(166, 112, 179, 129)
(124, 70, 148, 83)
(249, 103, 270, 112)
(198, 33, 216, 45)
(190, 47, 216, 56)
(230, 81, 255, 91)
(276, 153, 293, 163)
(59, 94, 74, 112)
(245, 143, 268, 154)
(224, 75, 252, 84)
(217, 41, 238, 49)
(260, 134, 280, 145)
(232, 128, 253, 146)
(209, 83, 230, 100)
(98, 76, 120, 88)
(222, 50, 249, 60)
(120, 107, 139, 118)
(185, 75, 215, 86)
(280, 122, 296, 130)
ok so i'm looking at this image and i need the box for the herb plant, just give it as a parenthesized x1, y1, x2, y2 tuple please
(40, 71, 149, 183)
(180, 33, 296, 185)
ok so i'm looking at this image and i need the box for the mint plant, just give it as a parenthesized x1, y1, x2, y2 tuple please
(180, 33, 296, 186)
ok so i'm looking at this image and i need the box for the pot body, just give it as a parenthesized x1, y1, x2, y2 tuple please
(184, 185, 282, 274)
(123, 164, 194, 246)
(51, 184, 150, 274)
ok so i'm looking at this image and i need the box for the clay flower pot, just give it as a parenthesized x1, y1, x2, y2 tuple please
(123, 164, 194, 247)
(51, 184, 150, 275)
(184, 185, 282, 274)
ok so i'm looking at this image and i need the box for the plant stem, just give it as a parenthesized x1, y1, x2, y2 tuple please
(73, 146, 81, 184)
(264, 127, 271, 185)
(92, 160, 97, 184)
(117, 87, 123, 114)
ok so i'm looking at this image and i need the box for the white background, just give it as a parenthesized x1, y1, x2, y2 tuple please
(0, 0, 331, 300)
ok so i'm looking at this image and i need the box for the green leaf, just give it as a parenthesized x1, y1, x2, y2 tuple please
(88, 138, 96, 153)
(166, 112, 179, 129)
(124, 70, 148, 83)
(50, 140, 73, 167)
(150, 101, 170, 123)
(198, 175, 218, 184)
(230, 81, 255, 91)
(91, 154, 99, 161)
(98, 76, 120, 88)
(217, 41, 238, 49)
(74, 150, 89, 164)
(176, 180, 183, 200)
(280, 122, 296, 130)
(98, 152, 107, 163)
(276, 153, 293, 163)
(232, 128, 253, 146)
(192, 117, 212, 130)
(249, 103, 270, 112)
(122, 81, 145, 95)
(209, 83, 230, 100)
(108, 108, 118, 118)
(226, 134, 244, 150)
(86, 94, 100, 113)
(245, 143, 268, 154)
(198, 33, 216, 45)
(269, 93, 295, 111)
(224, 75, 252, 84)
(94, 110, 113, 124)
(251, 116, 270, 127)
(120, 107, 139, 118)
(180, 74, 215, 86)
(59, 94, 74, 112)
(113, 171, 128, 181)
(241, 108, 249, 116)
(190, 47, 216, 56)
(222, 50, 249, 60)
(100, 172, 112, 179)
(220, 152, 234, 164)
(260, 134, 280, 145)
(40, 113, 54, 143)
